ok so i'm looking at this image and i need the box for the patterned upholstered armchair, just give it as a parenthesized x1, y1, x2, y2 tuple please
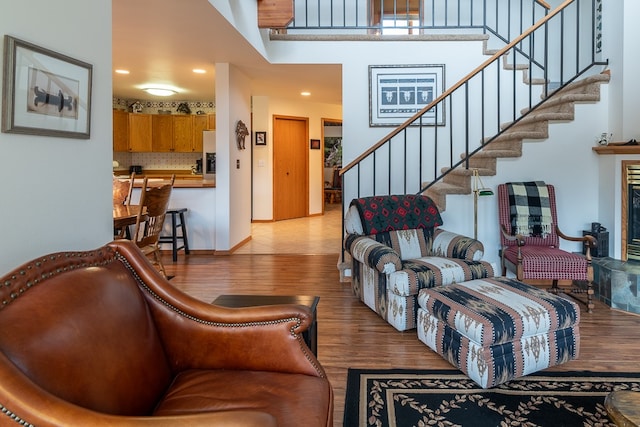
(498, 182, 596, 312)
(344, 195, 495, 331)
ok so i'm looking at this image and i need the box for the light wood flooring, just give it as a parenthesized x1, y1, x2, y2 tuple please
(163, 203, 640, 426)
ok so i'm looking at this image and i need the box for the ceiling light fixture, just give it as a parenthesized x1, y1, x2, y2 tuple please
(115, 69, 130, 74)
(301, 91, 311, 96)
(143, 88, 177, 97)
(192, 69, 206, 74)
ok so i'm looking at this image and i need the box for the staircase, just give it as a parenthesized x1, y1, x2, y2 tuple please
(426, 71, 610, 211)
(340, 0, 608, 216)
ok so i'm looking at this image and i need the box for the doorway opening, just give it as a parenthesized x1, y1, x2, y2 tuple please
(322, 119, 342, 213)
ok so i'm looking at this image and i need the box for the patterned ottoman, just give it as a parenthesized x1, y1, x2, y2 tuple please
(416, 277, 580, 388)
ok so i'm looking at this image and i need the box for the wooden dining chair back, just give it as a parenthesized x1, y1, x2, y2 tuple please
(113, 172, 136, 239)
(113, 172, 137, 239)
(112, 172, 136, 205)
(132, 175, 175, 277)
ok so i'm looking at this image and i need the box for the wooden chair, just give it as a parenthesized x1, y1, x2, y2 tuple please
(323, 167, 342, 204)
(112, 172, 135, 205)
(113, 172, 136, 238)
(498, 182, 597, 312)
(132, 175, 175, 277)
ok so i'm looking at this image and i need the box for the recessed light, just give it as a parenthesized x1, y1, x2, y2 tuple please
(143, 88, 177, 97)
(192, 69, 206, 74)
(301, 91, 311, 96)
(115, 69, 130, 74)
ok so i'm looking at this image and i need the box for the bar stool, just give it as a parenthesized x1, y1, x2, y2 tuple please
(159, 208, 190, 262)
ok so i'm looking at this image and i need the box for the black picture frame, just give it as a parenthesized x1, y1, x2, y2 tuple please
(1, 35, 93, 139)
(310, 139, 321, 150)
(255, 131, 266, 145)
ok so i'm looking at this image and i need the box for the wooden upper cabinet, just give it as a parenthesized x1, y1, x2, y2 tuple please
(128, 114, 152, 152)
(257, 0, 293, 28)
(113, 110, 129, 152)
(173, 115, 194, 152)
(114, 111, 213, 153)
(152, 115, 174, 152)
(193, 115, 208, 152)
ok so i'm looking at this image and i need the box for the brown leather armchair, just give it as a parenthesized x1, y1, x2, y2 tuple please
(0, 240, 333, 426)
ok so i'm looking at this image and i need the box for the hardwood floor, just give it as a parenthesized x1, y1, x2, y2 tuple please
(163, 205, 640, 426)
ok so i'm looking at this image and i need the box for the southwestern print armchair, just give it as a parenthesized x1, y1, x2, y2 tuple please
(344, 194, 495, 331)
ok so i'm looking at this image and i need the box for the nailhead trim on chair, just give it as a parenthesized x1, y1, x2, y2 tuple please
(1, 250, 116, 310)
(0, 404, 33, 426)
(116, 253, 327, 378)
(117, 253, 302, 329)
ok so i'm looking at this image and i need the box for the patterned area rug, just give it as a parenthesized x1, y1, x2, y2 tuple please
(343, 369, 640, 426)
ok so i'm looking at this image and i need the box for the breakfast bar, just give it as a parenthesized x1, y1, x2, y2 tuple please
(116, 171, 217, 252)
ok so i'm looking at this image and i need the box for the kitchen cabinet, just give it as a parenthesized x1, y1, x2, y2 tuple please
(113, 110, 129, 152)
(152, 115, 195, 152)
(193, 115, 210, 151)
(172, 115, 194, 152)
(113, 111, 214, 153)
(128, 114, 152, 152)
(152, 115, 174, 152)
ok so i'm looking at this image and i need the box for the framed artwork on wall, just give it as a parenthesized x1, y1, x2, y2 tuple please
(255, 131, 266, 145)
(1, 35, 93, 139)
(310, 139, 321, 150)
(369, 64, 445, 127)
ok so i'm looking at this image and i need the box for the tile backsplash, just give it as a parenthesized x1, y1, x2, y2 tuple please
(112, 97, 215, 114)
(113, 152, 202, 172)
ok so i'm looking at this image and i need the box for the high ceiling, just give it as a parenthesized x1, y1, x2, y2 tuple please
(112, 0, 342, 105)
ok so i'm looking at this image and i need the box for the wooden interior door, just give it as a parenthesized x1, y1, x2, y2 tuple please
(273, 115, 309, 221)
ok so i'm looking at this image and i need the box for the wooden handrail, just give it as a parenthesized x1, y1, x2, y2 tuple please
(536, 0, 551, 9)
(341, 0, 572, 175)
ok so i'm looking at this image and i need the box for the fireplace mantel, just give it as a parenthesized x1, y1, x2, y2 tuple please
(593, 144, 640, 155)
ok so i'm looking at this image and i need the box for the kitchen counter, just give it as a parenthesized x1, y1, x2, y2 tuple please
(154, 178, 215, 188)
(114, 170, 215, 188)
(125, 172, 217, 251)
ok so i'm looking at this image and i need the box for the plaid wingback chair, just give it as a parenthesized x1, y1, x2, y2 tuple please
(498, 182, 596, 312)
(344, 194, 495, 331)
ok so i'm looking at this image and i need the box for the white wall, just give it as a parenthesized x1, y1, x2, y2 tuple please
(0, 0, 113, 275)
(251, 96, 273, 219)
(214, 63, 252, 251)
(251, 97, 342, 220)
(265, 37, 488, 176)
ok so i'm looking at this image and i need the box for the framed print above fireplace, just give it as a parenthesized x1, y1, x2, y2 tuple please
(1, 35, 93, 139)
(369, 64, 445, 127)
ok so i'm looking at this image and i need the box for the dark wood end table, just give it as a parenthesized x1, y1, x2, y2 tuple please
(212, 295, 319, 356)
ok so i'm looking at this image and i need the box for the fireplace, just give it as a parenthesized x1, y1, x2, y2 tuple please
(623, 162, 640, 261)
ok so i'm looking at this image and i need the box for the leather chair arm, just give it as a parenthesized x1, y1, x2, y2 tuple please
(108, 240, 327, 379)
